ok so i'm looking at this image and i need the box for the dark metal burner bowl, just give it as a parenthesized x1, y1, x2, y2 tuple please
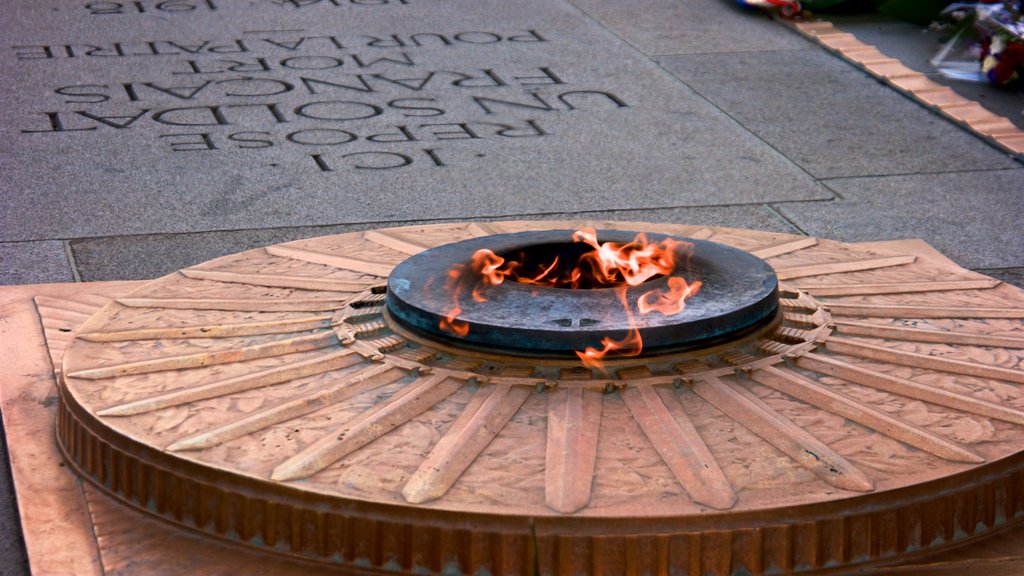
(386, 230, 779, 354)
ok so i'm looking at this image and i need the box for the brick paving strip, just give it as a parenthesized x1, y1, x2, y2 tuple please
(788, 19, 1024, 160)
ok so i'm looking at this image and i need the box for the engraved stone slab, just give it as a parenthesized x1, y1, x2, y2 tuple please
(0, 0, 828, 244)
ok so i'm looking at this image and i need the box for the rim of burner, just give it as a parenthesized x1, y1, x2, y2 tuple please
(381, 302, 785, 363)
(385, 229, 781, 354)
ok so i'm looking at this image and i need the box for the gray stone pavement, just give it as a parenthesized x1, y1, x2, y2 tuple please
(0, 0, 1021, 573)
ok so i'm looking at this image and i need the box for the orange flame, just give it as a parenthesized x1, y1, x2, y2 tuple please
(575, 286, 643, 370)
(470, 249, 506, 302)
(438, 266, 471, 336)
(436, 228, 702, 369)
(638, 276, 702, 316)
(439, 304, 469, 337)
(572, 229, 675, 285)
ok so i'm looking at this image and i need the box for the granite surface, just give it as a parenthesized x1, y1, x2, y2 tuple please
(0, 241, 75, 284)
(776, 169, 1024, 270)
(658, 48, 1021, 179)
(569, 0, 810, 55)
(70, 204, 799, 280)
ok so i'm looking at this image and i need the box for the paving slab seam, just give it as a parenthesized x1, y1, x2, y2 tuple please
(764, 203, 812, 234)
(647, 46, 814, 58)
(18, 200, 850, 251)
(62, 241, 82, 283)
(566, 0, 648, 59)
(784, 18, 1024, 162)
(568, 0, 836, 188)
(66, 202, 815, 236)
(812, 178, 846, 200)
(817, 166, 1024, 182)
(652, 59, 838, 189)
(56, 203, 834, 245)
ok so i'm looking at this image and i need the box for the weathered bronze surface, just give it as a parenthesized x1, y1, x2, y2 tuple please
(386, 229, 780, 352)
(19, 221, 1024, 574)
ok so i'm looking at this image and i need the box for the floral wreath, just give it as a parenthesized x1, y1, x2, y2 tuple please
(939, 1, 1024, 86)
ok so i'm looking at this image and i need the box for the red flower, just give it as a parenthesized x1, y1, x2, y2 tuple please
(989, 41, 1024, 85)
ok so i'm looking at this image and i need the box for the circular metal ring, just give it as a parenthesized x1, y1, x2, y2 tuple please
(386, 229, 779, 353)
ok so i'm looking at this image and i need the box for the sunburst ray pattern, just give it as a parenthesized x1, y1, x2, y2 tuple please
(54, 221, 1024, 575)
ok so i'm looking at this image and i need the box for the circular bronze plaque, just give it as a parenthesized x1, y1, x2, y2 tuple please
(57, 221, 1024, 575)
